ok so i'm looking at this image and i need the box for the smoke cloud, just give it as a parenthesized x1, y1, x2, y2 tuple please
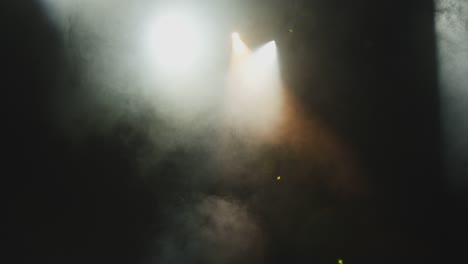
(37, 0, 365, 263)
(436, 0, 468, 192)
(152, 196, 263, 264)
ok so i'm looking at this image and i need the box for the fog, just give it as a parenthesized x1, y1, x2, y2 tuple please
(436, 0, 468, 193)
(37, 0, 364, 263)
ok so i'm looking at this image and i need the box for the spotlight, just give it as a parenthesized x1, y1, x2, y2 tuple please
(242, 40, 279, 86)
(231, 32, 249, 56)
(226, 38, 283, 139)
(253, 41, 277, 66)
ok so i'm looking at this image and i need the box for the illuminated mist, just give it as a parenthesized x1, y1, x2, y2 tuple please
(436, 0, 468, 192)
(38, 0, 362, 263)
(225, 35, 283, 142)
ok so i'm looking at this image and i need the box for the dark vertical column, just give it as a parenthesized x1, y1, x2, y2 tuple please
(355, 0, 443, 262)
(280, 0, 443, 262)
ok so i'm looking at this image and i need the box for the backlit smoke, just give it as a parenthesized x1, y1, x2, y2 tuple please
(436, 0, 468, 192)
(38, 1, 363, 263)
(225, 36, 283, 143)
(151, 196, 263, 264)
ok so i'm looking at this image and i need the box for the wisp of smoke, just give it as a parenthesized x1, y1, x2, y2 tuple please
(151, 196, 263, 264)
(436, 0, 468, 192)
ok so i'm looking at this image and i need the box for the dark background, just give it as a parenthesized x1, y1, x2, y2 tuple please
(2, 0, 463, 263)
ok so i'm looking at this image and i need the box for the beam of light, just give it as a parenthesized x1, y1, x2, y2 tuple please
(241, 41, 280, 99)
(252, 41, 277, 67)
(232, 32, 250, 57)
(221, 43, 362, 193)
(225, 38, 283, 142)
(230, 32, 251, 77)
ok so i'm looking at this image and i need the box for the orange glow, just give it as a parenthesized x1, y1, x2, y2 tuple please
(221, 35, 363, 196)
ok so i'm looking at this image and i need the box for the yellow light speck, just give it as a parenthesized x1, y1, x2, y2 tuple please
(338, 259, 344, 264)
(276, 176, 281, 180)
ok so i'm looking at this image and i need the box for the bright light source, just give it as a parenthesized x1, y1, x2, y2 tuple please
(225, 38, 283, 141)
(253, 41, 277, 66)
(146, 11, 209, 76)
(243, 40, 279, 89)
(153, 13, 203, 72)
(231, 32, 249, 57)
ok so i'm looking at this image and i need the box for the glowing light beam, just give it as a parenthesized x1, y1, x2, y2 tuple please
(225, 38, 283, 142)
(232, 32, 250, 56)
(253, 40, 277, 66)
